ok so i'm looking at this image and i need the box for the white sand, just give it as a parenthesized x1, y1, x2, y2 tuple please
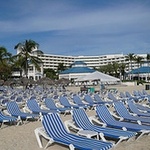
(0, 84, 150, 150)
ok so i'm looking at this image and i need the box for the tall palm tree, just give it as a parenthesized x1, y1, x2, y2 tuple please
(135, 56, 144, 68)
(147, 53, 150, 82)
(134, 56, 144, 81)
(125, 53, 136, 71)
(112, 62, 119, 78)
(119, 63, 126, 80)
(0, 46, 12, 80)
(125, 53, 136, 80)
(14, 40, 43, 78)
(0, 46, 12, 64)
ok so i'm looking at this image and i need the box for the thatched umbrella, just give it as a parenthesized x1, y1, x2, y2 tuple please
(36, 77, 55, 86)
(56, 78, 70, 85)
(0, 80, 4, 86)
(3, 79, 16, 87)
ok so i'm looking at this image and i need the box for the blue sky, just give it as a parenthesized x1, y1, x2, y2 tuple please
(0, 0, 150, 56)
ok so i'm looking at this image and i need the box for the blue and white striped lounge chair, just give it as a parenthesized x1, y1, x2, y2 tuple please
(94, 94, 112, 105)
(133, 90, 147, 100)
(68, 108, 136, 145)
(127, 100, 150, 117)
(0, 110, 17, 127)
(42, 113, 113, 150)
(44, 98, 71, 115)
(72, 95, 89, 108)
(125, 91, 141, 102)
(7, 101, 39, 124)
(142, 90, 150, 101)
(107, 93, 122, 102)
(84, 94, 100, 105)
(59, 96, 79, 109)
(114, 101, 150, 125)
(95, 105, 150, 139)
(26, 99, 57, 115)
(135, 103, 150, 113)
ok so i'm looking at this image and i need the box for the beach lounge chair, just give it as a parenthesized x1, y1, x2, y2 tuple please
(142, 90, 150, 101)
(7, 101, 39, 124)
(0, 110, 17, 127)
(125, 91, 141, 102)
(59, 96, 79, 109)
(44, 98, 71, 115)
(84, 94, 100, 105)
(72, 95, 90, 108)
(127, 100, 150, 117)
(65, 108, 136, 145)
(94, 94, 112, 106)
(114, 101, 150, 125)
(41, 113, 113, 150)
(133, 90, 147, 100)
(135, 103, 150, 113)
(26, 99, 57, 115)
(94, 105, 150, 139)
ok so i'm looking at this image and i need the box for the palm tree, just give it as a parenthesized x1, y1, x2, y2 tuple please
(14, 40, 43, 78)
(112, 62, 119, 78)
(0, 46, 12, 64)
(119, 63, 126, 80)
(147, 53, 150, 82)
(0, 46, 12, 80)
(125, 53, 136, 80)
(135, 56, 144, 68)
(134, 56, 144, 81)
(57, 63, 67, 73)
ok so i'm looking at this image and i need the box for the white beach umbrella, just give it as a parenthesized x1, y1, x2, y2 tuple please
(76, 71, 120, 82)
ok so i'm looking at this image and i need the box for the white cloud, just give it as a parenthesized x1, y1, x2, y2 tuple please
(1, 0, 150, 55)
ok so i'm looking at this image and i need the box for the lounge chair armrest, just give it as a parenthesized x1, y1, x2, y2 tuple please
(131, 113, 137, 116)
(119, 117, 124, 121)
(110, 111, 122, 120)
(55, 102, 64, 108)
(122, 127, 127, 131)
(64, 119, 81, 132)
(99, 132, 107, 142)
(23, 106, 32, 113)
(137, 120, 142, 125)
(3, 109, 10, 116)
(89, 116, 107, 127)
(40, 105, 49, 110)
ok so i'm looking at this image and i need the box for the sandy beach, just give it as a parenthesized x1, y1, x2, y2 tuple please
(0, 84, 150, 150)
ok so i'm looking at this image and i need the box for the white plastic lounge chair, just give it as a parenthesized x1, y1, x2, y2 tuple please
(127, 100, 150, 117)
(41, 113, 113, 150)
(44, 98, 71, 115)
(94, 94, 112, 106)
(94, 105, 150, 139)
(84, 94, 99, 106)
(59, 96, 79, 109)
(114, 101, 150, 125)
(26, 99, 57, 115)
(65, 108, 136, 146)
(135, 103, 150, 113)
(7, 101, 39, 124)
(125, 91, 142, 102)
(72, 95, 90, 108)
(0, 110, 17, 128)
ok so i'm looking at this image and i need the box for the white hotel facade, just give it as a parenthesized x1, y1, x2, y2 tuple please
(40, 53, 147, 71)
(13, 49, 148, 81)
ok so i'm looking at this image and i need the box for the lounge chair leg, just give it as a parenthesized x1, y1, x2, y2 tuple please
(136, 130, 150, 140)
(115, 136, 128, 146)
(34, 128, 43, 148)
(99, 133, 106, 142)
(34, 127, 53, 149)
(69, 144, 75, 150)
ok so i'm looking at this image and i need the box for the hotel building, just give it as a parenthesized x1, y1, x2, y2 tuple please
(13, 49, 148, 81)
